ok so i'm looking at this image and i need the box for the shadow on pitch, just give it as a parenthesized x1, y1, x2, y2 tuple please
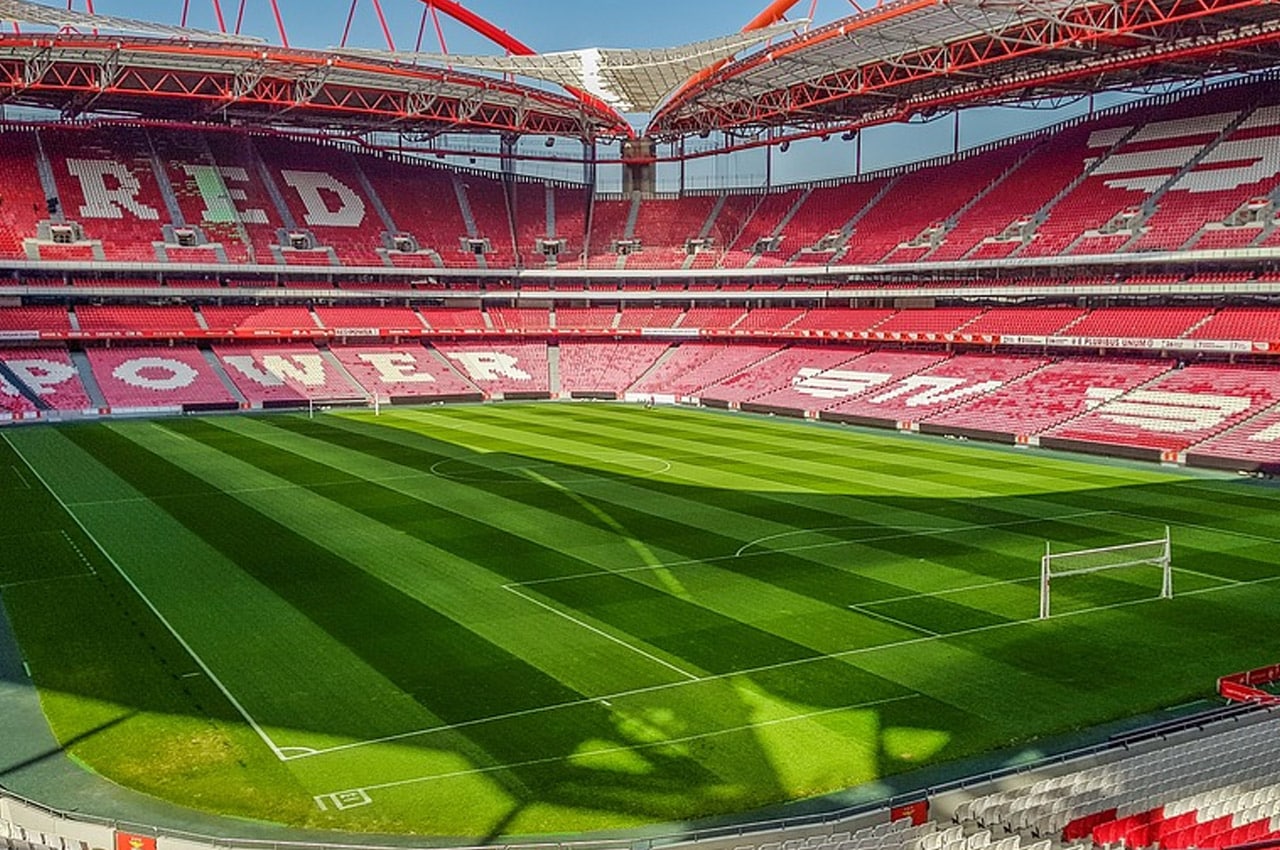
(8, 412, 1276, 837)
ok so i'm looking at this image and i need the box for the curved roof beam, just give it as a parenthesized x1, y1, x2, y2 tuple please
(662, 0, 807, 108)
(418, 0, 633, 137)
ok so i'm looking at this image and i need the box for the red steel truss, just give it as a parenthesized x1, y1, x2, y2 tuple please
(650, 0, 1280, 138)
(414, 0, 632, 136)
(0, 34, 633, 138)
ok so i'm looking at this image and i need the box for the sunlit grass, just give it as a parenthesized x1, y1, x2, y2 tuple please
(0, 404, 1276, 837)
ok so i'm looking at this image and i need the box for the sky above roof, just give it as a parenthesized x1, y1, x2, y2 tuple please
(50, 0, 842, 54)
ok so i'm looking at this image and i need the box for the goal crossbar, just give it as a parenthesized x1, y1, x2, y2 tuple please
(1040, 527, 1171, 619)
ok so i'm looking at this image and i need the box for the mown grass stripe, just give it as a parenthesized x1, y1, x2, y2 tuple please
(181, 416, 901, 677)
(1, 406, 1277, 837)
(65, 423, 638, 782)
(288, 412, 1220, 628)
(260, 414, 1025, 646)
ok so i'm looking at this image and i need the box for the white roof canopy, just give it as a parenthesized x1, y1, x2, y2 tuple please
(0, 0, 262, 43)
(341, 19, 805, 114)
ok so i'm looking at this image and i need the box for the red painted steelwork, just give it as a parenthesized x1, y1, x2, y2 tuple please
(651, 0, 1280, 137)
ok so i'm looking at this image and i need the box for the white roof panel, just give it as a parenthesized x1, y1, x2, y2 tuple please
(0, 0, 261, 43)
(341, 20, 803, 113)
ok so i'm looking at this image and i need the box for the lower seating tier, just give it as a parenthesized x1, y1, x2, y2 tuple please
(431, 341, 551, 396)
(10, 343, 1280, 474)
(331, 345, 479, 399)
(557, 342, 668, 396)
(213, 345, 365, 404)
(87, 346, 234, 408)
(0, 347, 92, 413)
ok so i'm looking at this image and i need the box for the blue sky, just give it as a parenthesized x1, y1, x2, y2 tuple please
(32, 1, 1162, 187)
(77, 0, 854, 53)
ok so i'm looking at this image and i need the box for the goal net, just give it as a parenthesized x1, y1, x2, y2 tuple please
(1040, 527, 1172, 619)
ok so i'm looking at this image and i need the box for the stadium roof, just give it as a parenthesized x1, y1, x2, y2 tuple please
(0, 35, 637, 137)
(2, 0, 1280, 150)
(648, 0, 1280, 140)
(0, 0, 636, 138)
(340, 20, 803, 114)
(0, 0, 260, 43)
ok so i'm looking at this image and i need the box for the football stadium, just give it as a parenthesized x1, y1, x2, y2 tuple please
(0, 0, 1279, 848)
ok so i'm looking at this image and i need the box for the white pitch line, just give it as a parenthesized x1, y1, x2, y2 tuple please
(857, 575, 1041, 606)
(1176, 573, 1280, 596)
(503, 585, 700, 682)
(428, 452, 671, 483)
(736, 523, 958, 558)
(315, 693, 921, 802)
(62, 452, 673, 508)
(277, 745, 320, 757)
(848, 604, 940, 637)
(1172, 565, 1245, 585)
(285, 568, 1260, 763)
(1115, 510, 1280, 546)
(517, 509, 1115, 589)
(2, 432, 291, 763)
(0, 572, 96, 591)
(734, 510, 1117, 559)
(9, 464, 30, 490)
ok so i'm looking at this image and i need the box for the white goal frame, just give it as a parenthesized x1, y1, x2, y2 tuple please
(1039, 527, 1172, 619)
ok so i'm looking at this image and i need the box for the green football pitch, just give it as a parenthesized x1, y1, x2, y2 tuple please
(1, 403, 1278, 838)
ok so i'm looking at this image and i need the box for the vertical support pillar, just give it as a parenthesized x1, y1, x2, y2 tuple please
(621, 137, 656, 197)
(766, 131, 774, 189)
(499, 132, 518, 267)
(677, 138, 686, 195)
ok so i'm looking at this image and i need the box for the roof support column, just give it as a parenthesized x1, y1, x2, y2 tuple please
(677, 138, 686, 195)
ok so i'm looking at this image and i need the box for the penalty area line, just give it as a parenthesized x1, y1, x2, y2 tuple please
(1, 432, 292, 764)
(848, 604, 940, 637)
(284, 577, 1255, 764)
(503, 585, 700, 682)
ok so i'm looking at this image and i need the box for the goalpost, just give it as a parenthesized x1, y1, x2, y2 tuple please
(1040, 527, 1172, 619)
